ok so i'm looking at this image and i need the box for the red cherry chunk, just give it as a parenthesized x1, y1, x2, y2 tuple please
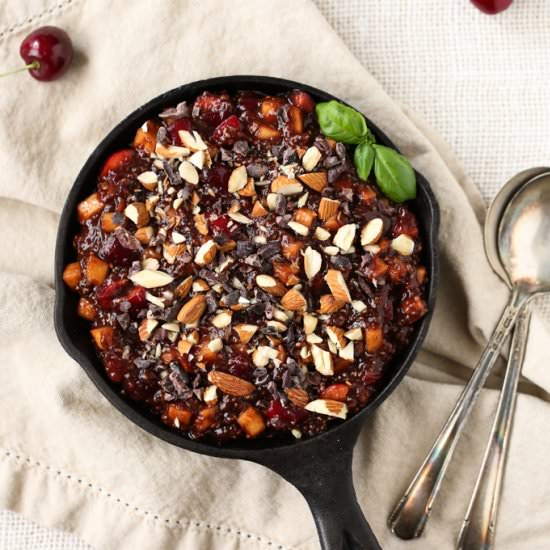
(265, 399, 307, 429)
(227, 352, 254, 379)
(100, 149, 135, 178)
(393, 207, 419, 238)
(124, 285, 147, 312)
(104, 354, 130, 383)
(192, 91, 234, 126)
(289, 90, 315, 113)
(167, 118, 192, 145)
(205, 164, 231, 192)
(211, 115, 242, 146)
(99, 228, 141, 266)
(206, 213, 234, 236)
(96, 278, 128, 310)
(19, 26, 73, 81)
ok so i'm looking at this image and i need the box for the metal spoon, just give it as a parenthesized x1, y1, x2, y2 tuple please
(389, 170, 550, 539)
(456, 168, 550, 549)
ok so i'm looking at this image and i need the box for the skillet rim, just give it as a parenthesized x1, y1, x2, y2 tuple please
(54, 75, 439, 460)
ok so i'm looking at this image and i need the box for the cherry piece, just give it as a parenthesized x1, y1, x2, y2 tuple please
(18, 26, 73, 81)
(124, 285, 147, 312)
(99, 228, 141, 266)
(289, 90, 315, 113)
(205, 163, 231, 192)
(393, 207, 419, 238)
(192, 91, 234, 126)
(96, 278, 128, 310)
(227, 352, 254, 379)
(206, 213, 234, 236)
(100, 149, 135, 178)
(211, 115, 242, 146)
(265, 399, 307, 429)
(104, 354, 130, 383)
(470, 0, 513, 14)
(167, 118, 192, 145)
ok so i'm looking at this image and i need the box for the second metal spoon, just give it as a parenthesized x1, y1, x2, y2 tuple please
(455, 167, 549, 549)
(389, 169, 550, 539)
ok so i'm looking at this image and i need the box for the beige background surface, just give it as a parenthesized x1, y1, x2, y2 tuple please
(1, 0, 549, 549)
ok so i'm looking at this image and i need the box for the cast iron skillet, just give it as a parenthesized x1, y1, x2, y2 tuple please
(54, 76, 439, 550)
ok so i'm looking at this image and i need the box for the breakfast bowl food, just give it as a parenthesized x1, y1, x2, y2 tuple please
(55, 76, 439, 549)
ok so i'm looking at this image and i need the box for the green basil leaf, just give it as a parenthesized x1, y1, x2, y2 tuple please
(316, 100, 368, 144)
(373, 145, 416, 202)
(353, 141, 375, 181)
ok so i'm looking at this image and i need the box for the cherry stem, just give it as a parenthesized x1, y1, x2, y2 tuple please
(0, 60, 40, 78)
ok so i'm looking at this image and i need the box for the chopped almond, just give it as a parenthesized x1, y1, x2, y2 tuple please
(293, 208, 317, 228)
(318, 294, 346, 314)
(251, 200, 268, 217)
(298, 172, 327, 193)
(318, 198, 340, 221)
(282, 240, 303, 261)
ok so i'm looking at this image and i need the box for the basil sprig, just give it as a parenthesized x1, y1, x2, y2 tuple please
(315, 101, 416, 203)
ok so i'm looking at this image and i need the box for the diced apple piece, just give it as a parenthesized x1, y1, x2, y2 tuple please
(359, 186, 377, 203)
(194, 406, 218, 432)
(62, 262, 81, 290)
(237, 406, 266, 438)
(288, 105, 304, 134)
(320, 383, 350, 402)
(101, 212, 123, 233)
(256, 124, 281, 141)
(77, 298, 96, 321)
(365, 326, 383, 353)
(416, 266, 427, 284)
(132, 120, 159, 153)
(260, 97, 285, 123)
(165, 403, 193, 428)
(371, 257, 389, 279)
(86, 254, 109, 285)
(77, 192, 104, 222)
(90, 326, 114, 350)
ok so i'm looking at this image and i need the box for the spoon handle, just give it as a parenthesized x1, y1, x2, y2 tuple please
(456, 307, 531, 550)
(388, 285, 530, 539)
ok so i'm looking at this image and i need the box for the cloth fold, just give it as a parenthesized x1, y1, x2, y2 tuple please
(1, 1, 549, 549)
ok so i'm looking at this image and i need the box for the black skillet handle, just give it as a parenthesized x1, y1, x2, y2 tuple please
(257, 424, 381, 550)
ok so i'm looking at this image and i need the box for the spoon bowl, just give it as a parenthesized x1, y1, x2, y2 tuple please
(498, 172, 550, 294)
(484, 168, 550, 284)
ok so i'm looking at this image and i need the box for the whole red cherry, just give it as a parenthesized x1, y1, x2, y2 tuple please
(19, 26, 73, 81)
(470, 0, 513, 14)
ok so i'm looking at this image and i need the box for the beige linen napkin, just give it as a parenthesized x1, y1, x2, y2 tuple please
(1, 1, 549, 549)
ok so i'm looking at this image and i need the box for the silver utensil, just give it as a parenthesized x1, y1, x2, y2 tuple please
(389, 170, 550, 539)
(455, 168, 549, 550)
